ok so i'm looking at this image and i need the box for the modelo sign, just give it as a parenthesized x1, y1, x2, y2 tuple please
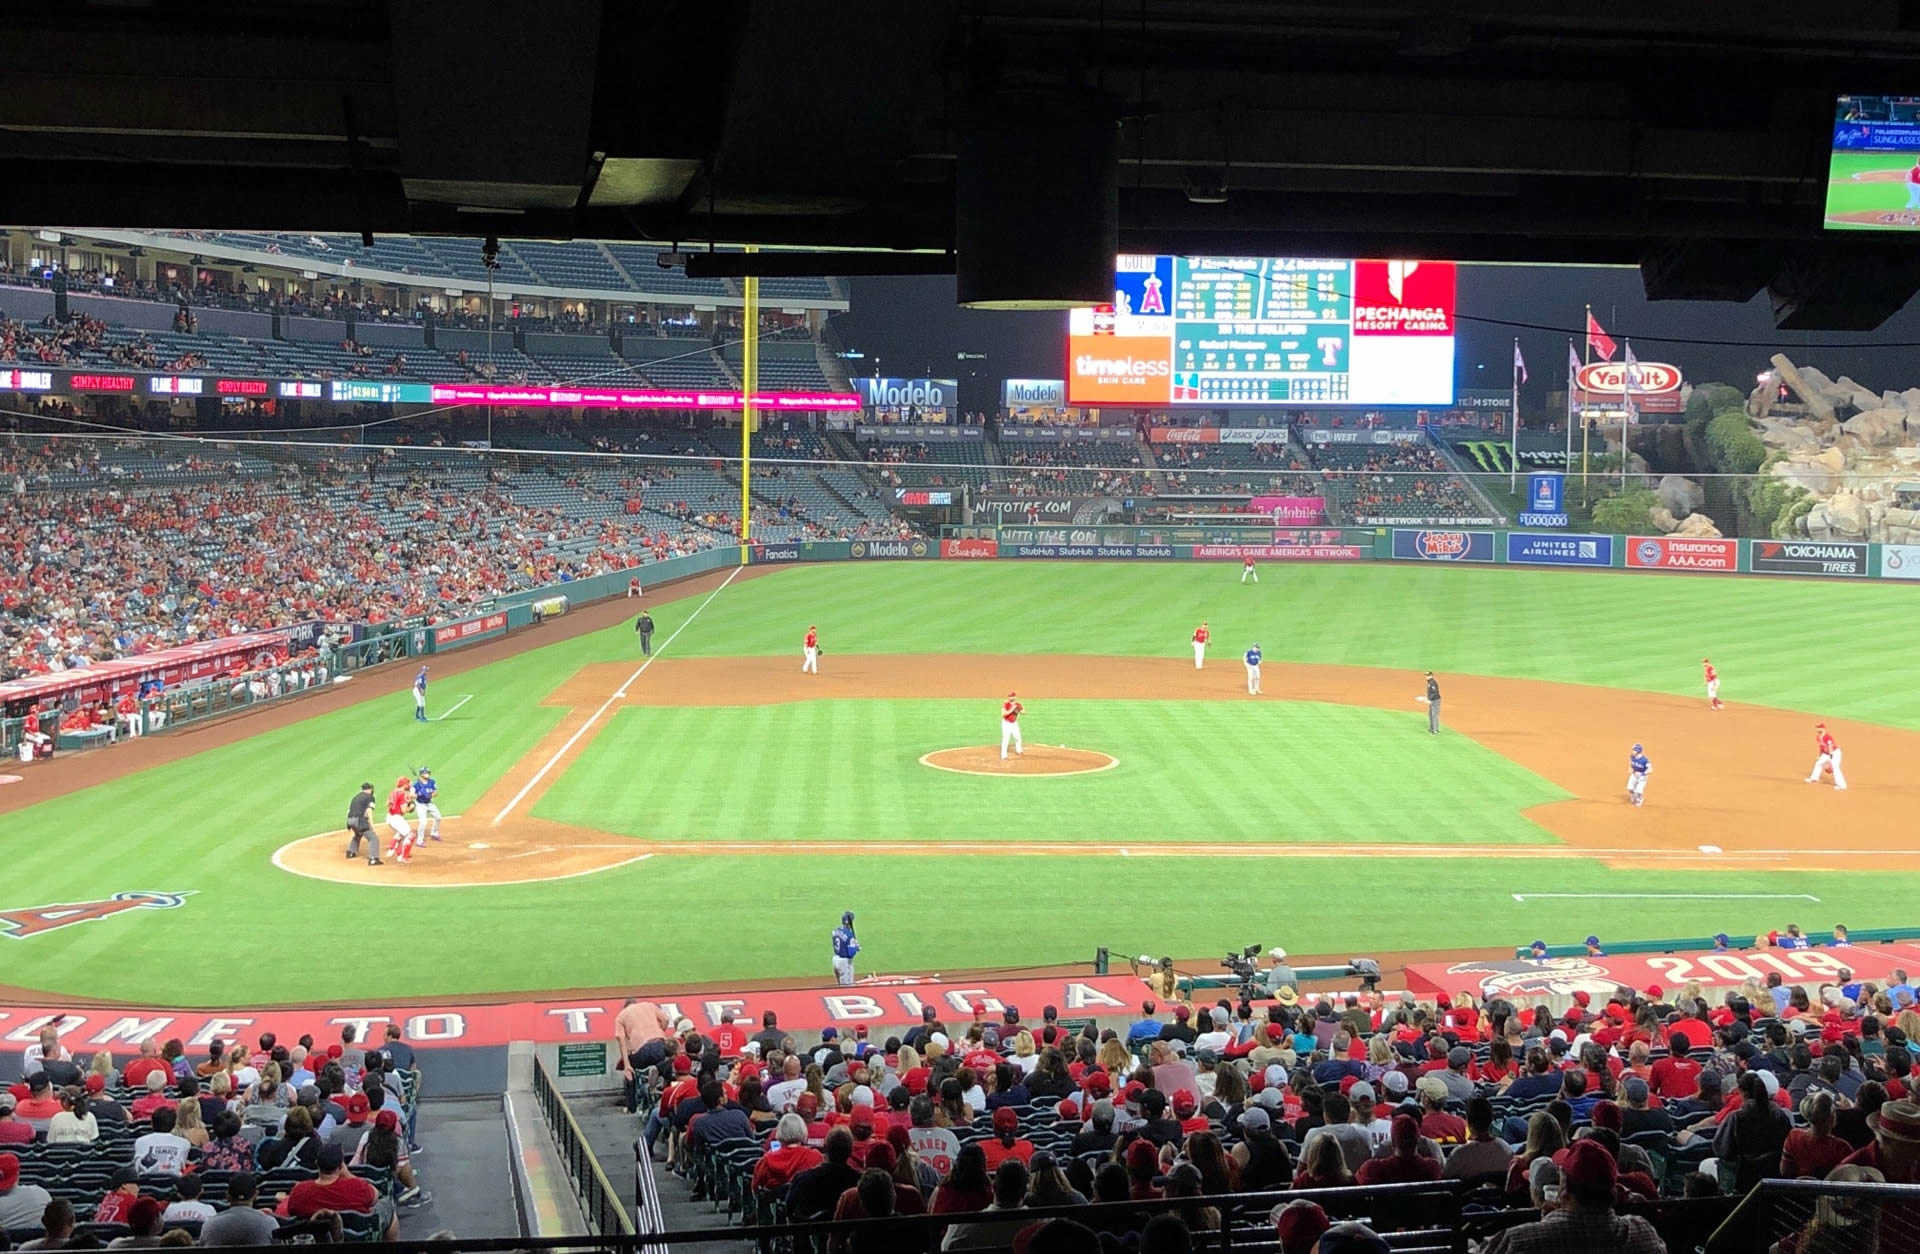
(1575, 362, 1682, 394)
(1002, 378, 1066, 406)
(849, 539, 933, 560)
(856, 377, 957, 409)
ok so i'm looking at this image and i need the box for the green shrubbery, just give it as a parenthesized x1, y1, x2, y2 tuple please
(1589, 488, 1660, 534)
(1746, 454, 1814, 537)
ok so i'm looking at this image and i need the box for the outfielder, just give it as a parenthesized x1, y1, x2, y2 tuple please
(803, 625, 820, 674)
(1627, 743, 1651, 806)
(1000, 691, 1025, 760)
(1244, 643, 1262, 695)
(412, 768, 443, 841)
(345, 782, 383, 865)
(1192, 621, 1209, 669)
(1806, 722, 1847, 789)
(412, 665, 429, 722)
(831, 911, 860, 986)
(385, 776, 417, 862)
(1241, 555, 1258, 584)
(1703, 657, 1722, 710)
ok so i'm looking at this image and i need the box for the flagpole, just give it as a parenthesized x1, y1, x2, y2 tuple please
(1622, 338, 1632, 492)
(1510, 337, 1520, 493)
(1581, 304, 1593, 507)
(1565, 338, 1576, 493)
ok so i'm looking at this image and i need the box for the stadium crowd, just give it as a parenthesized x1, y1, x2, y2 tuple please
(617, 960, 1920, 1254)
(0, 1022, 433, 1245)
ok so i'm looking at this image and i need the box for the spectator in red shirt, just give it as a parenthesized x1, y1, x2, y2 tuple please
(92, 1167, 140, 1225)
(752, 1114, 822, 1193)
(0, 1094, 30, 1145)
(1357, 1115, 1442, 1185)
(1649, 1031, 1703, 1100)
(1783, 1092, 1854, 1180)
(284, 1144, 396, 1239)
(1416, 1077, 1467, 1144)
(980, 1107, 1034, 1169)
(122, 1039, 170, 1091)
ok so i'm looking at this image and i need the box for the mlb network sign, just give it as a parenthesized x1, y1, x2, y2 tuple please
(1505, 532, 1614, 568)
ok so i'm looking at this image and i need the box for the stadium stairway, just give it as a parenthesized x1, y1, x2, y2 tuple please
(570, 1097, 726, 1239)
(404, 1098, 527, 1238)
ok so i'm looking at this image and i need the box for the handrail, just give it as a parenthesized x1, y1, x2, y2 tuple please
(531, 1053, 635, 1237)
(1516, 926, 1920, 959)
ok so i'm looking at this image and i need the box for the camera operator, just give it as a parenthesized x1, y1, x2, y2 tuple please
(1142, 956, 1179, 1001)
(1261, 947, 1299, 1000)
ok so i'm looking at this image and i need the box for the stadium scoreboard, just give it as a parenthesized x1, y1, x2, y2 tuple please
(1068, 255, 1457, 407)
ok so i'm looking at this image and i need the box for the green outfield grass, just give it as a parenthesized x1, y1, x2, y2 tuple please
(1826, 149, 1920, 226)
(3, 559, 1917, 1005)
(535, 700, 1564, 846)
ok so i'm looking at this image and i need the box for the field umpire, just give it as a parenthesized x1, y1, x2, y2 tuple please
(345, 782, 383, 865)
(1424, 672, 1442, 734)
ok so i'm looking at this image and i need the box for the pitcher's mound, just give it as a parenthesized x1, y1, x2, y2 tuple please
(921, 746, 1119, 776)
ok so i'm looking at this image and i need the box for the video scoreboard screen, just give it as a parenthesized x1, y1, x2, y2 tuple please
(1067, 255, 1457, 406)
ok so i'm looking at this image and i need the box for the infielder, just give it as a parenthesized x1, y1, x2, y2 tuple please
(345, 782, 383, 865)
(1191, 621, 1209, 669)
(831, 911, 860, 986)
(1703, 657, 1722, 710)
(412, 768, 443, 841)
(1000, 691, 1024, 760)
(385, 775, 417, 862)
(1241, 555, 1258, 584)
(1806, 722, 1847, 789)
(803, 625, 820, 674)
(412, 665, 429, 722)
(1627, 743, 1651, 806)
(1244, 643, 1262, 695)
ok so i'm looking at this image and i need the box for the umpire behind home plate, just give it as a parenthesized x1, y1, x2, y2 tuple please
(344, 782, 381, 864)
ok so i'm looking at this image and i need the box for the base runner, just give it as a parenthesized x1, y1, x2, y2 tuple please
(1241, 555, 1258, 584)
(385, 775, 417, 862)
(1806, 722, 1847, 789)
(1627, 743, 1651, 807)
(1000, 691, 1024, 760)
(1192, 621, 1209, 669)
(803, 625, 820, 674)
(1703, 657, 1722, 710)
(1244, 643, 1262, 695)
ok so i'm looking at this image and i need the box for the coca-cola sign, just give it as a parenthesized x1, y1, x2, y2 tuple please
(1575, 362, 1682, 394)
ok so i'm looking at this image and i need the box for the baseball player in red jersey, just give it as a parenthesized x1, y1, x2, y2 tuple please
(1702, 658, 1722, 710)
(385, 776, 418, 862)
(1241, 555, 1258, 584)
(1000, 691, 1024, 761)
(803, 625, 819, 674)
(1192, 621, 1210, 669)
(1805, 722, 1847, 789)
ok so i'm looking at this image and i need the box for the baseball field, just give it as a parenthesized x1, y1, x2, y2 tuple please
(1824, 149, 1920, 228)
(4, 558, 1919, 1008)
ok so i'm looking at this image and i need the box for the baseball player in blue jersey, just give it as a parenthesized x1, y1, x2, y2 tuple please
(412, 666, 428, 722)
(1627, 743, 1651, 806)
(831, 911, 860, 986)
(1243, 643, 1262, 695)
(412, 769, 443, 841)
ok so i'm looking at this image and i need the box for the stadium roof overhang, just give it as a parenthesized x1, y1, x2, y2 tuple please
(6, 1, 1920, 323)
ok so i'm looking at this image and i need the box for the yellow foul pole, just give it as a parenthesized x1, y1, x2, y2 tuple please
(739, 246, 758, 563)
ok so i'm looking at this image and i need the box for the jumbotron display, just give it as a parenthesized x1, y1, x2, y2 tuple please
(1067, 255, 1457, 406)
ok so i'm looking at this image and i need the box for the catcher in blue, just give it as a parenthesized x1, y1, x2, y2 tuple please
(1627, 743, 1651, 806)
(412, 666, 429, 722)
(412, 769, 443, 841)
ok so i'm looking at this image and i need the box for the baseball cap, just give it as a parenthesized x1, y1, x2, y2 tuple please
(1273, 1200, 1329, 1253)
(0, 1093, 15, 1114)
(1173, 1004, 1191, 1021)
(1381, 1071, 1408, 1096)
(84, 1074, 105, 1094)
(375, 1109, 399, 1131)
(1645, 984, 1664, 999)
(1003, 1006, 1020, 1022)
(1195, 1048, 1220, 1065)
(1124, 1080, 1147, 1104)
(1585, 935, 1601, 947)
(345, 1093, 370, 1123)
(1561, 1139, 1616, 1193)
(1210, 1006, 1229, 1026)
(820, 1027, 837, 1041)
(1349, 1081, 1375, 1105)
(850, 1106, 874, 1130)
(1571, 991, 1592, 1007)
(1447, 1046, 1471, 1068)
(1085, 1072, 1111, 1096)
(1316, 1222, 1392, 1254)
(796, 1092, 820, 1116)
(1255, 1087, 1285, 1110)
(128, 1197, 163, 1231)
(1124, 1140, 1160, 1173)
(993, 1106, 1019, 1133)
(1623, 1077, 1650, 1103)
(1172, 1090, 1198, 1116)
(1239, 1106, 1272, 1132)
(673, 1055, 693, 1074)
(109, 1166, 139, 1188)
(1057, 1098, 1080, 1120)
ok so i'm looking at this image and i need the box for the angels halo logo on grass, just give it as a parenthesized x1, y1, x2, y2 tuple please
(0, 891, 194, 940)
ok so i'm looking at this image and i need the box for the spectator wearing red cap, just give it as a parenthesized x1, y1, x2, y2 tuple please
(1158, 1005, 1198, 1046)
(1357, 1115, 1442, 1186)
(0, 1152, 51, 1230)
(1273, 1199, 1329, 1254)
(1485, 1139, 1664, 1254)
(1171, 1089, 1209, 1136)
(981, 1106, 1034, 1169)
(1123, 1138, 1163, 1200)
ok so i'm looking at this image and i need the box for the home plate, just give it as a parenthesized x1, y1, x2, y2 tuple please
(469, 842, 492, 850)
(1698, 844, 1722, 855)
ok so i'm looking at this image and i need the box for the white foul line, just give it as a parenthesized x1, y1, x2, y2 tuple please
(433, 694, 475, 721)
(1511, 892, 1821, 903)
(491, 564, 742, 825)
